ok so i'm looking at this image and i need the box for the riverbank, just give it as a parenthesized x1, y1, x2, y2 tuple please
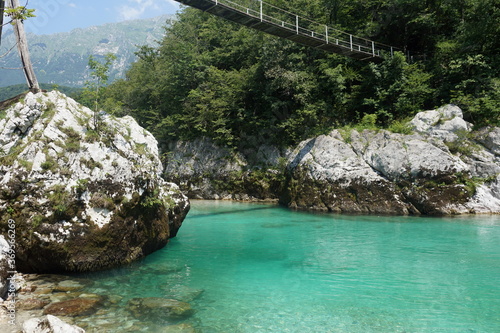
(164, 105, 500, 215)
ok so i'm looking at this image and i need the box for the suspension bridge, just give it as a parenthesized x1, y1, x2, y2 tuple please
(174, 0, 398, 62)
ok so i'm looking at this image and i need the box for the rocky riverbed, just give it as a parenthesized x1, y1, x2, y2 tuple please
(0, 271, 201, 332)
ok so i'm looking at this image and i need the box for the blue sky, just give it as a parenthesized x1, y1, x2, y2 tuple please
(21, 0, 181, 35)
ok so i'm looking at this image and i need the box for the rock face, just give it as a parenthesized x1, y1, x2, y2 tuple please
(0, 235, 12, 298)
(163, 105, 500, 215)
(164, 138, 284, 201)
(0, 91, 189, 273)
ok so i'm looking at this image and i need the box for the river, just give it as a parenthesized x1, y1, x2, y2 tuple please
(68, 200, 500, 332)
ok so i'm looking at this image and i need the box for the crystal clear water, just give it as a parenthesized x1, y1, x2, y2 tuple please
(75, 200, 500, 332)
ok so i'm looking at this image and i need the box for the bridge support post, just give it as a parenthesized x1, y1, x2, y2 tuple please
(325, 25, 328, 44)
(260, 0, 262, 21)
(350, 35, 353, 51)
(296, 15, 299, 34)
(372, 41, 375, 56)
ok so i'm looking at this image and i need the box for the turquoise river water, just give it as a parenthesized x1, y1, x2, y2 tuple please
(75, 200, 500, 332)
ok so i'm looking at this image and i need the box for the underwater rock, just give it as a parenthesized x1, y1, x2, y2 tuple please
(53, 280, 85, 293)
(163, 323, 197, 333)
(0, 91, 190, 272)
(17, 297, 51, 310)
(127, 297, 195, 321)
(43, 297, 103, 317)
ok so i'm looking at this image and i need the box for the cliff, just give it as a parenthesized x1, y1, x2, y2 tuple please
(0, 91, 189, 273)
(164, 105, 500, 215)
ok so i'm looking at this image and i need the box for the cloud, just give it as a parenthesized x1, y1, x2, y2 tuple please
(67, 3, 77, 8)
(118, 0, 178, 20)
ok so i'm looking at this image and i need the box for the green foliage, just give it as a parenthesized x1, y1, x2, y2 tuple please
(387, 118, 413, 135)
(81, 53, 117, 131)
(445, 130, 482, 157)
(48, 185, 70, 217)
(4, 6, 36, 21)
(73, 178, 89, 196)
(40, 157, 56, 172)
(141, 189, 165, 209)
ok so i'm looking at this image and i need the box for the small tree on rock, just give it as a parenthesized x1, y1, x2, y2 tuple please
(83, 53, 117, 131)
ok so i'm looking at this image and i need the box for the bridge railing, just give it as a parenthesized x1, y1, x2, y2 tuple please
(211, 0, 397, 58)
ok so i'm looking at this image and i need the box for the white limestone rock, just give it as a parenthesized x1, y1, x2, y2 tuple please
(0, 235, 12, 299)
(410, 104, 472, 142)
(22, 315, 85, 333)
(356, 130, 468, 180)
(0, 91, 189, 273)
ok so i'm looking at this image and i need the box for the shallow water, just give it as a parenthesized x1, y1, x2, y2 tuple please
(75, 200, 500, 332)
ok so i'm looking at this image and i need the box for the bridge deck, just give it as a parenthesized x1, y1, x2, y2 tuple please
(175, 0, 396, 62)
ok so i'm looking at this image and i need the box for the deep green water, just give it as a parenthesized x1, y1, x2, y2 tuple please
(77, 200, 500, 332)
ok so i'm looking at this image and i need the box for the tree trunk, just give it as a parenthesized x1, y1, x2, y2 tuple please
(0, 0, 5, 46)
(7, 0, 40, 92)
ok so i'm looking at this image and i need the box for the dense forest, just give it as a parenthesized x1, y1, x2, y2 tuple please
(94, 0, 499, 148)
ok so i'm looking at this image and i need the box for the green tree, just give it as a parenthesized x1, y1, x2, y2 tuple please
(82, 53, 117, 130)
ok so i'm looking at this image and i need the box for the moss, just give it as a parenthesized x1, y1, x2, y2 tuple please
(80, 157, 102, 170)
(445, 129, 482, 157)
(40, 155, 57, 172)
(0, 144, 26, 167)
(84, 129, 100, 143)
(41, 101, 57, 121)
(32, 215, 45, 228)
(18, 159, 33, 171)
(72, 178, 89, 195)
(60, 126, 81, 140)
(60, 167, 73, 177)
(65, 140, 81, 152)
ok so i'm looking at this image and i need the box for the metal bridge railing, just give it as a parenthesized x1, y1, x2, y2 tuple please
(211, 0, 397, 58)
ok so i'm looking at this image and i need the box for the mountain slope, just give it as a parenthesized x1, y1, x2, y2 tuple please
(0, 15, 174, 87)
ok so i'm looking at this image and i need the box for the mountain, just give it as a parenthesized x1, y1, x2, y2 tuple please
(0, 15, 175, 88)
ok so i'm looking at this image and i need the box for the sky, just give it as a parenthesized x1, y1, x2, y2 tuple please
(17, 0, 181, 35)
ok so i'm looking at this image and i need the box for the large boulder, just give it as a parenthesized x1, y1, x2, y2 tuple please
(283, 131, 415, 214)
(283, 105, 500, 215)
(410, 104, 472, 142)
(0, 91, 189, 273)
